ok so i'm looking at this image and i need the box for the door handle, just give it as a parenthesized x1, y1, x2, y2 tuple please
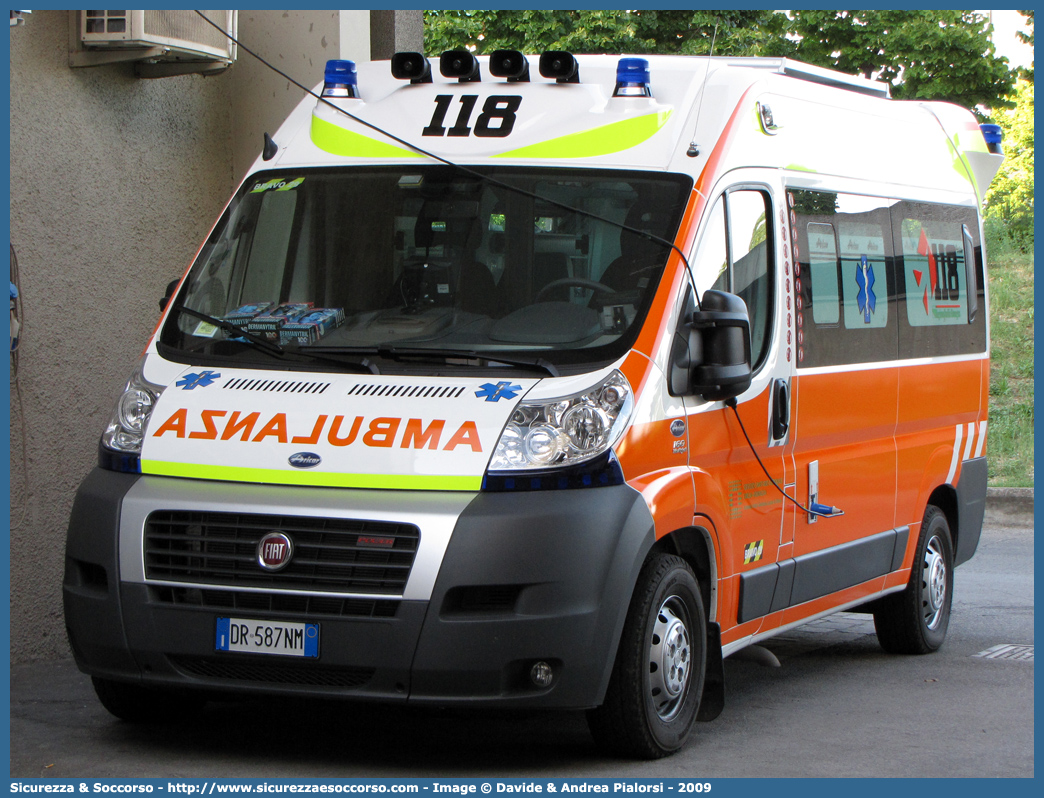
(771, 378, 790, 441)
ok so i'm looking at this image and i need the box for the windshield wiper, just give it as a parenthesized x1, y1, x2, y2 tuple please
(174, 306, 380, 374)
(374, 345, 560, 377)
(177, 305, 286, 355)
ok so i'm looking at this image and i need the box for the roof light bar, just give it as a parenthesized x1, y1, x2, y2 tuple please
(539, 51, 579, 84)
(489, 49, 530, 82)
(613, 57, 651, 97)
(391, 52, 432, 84)
(440, 50, 481, 82)
(321, 59, 359, 99)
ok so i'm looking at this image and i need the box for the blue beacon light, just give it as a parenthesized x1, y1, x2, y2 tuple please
(979, 123, 1003, 155)
(322, 59, 359, 99)
(613, 57, 652, 97)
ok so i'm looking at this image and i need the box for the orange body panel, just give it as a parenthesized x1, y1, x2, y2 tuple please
(896, 359, 985, 522)
(790, 367, 899, 558)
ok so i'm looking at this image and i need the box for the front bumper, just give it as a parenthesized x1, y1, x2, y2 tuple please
(64, 468, 655, 709)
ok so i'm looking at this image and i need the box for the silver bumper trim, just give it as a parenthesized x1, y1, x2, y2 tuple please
(119, 476, 476, 602)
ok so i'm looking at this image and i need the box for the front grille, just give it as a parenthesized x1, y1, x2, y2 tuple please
(145, 511, 419, 595)
(150, 586, 400, 618)
(169, 655, 374, 687)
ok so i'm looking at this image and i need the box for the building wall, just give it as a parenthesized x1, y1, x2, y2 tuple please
(231, 10, 355, 182)
(9, 10, 236, 663)
(8, 9, 418, 664)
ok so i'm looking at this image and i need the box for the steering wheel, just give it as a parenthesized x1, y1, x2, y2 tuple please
(535, 277, 619, 303)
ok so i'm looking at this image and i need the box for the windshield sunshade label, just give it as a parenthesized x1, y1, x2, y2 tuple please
(250, 177, 305, 193)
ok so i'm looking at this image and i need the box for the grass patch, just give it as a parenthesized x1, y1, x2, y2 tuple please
(986, 241, 1034, 487)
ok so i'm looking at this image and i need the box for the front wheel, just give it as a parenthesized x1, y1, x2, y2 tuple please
(873, 505, 954, 654)
(588, 553, 706, 759)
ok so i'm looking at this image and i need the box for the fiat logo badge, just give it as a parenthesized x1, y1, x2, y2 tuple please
(256, 531, 294, 572)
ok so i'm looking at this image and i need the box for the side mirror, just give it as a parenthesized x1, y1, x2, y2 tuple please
(670, 289, 752, 401)
(159, 278, 179, 311)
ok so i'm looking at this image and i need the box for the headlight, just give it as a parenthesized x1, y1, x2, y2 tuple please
(101, 360, 164, 458)
(488, 370, 633, 471)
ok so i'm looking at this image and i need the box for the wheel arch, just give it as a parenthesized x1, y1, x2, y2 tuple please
(649, 525, 718, 625)
(926, 483, 959, 555)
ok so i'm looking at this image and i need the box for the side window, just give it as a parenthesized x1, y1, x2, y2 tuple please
(691, 189, 774, 368)
(691, 196, 727, 290)
(893, 201, 986, 358)
(789, 189, 896, 368)
(729, 191, 772, 366)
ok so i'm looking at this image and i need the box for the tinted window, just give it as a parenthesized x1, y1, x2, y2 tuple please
(893, 201, 986, 358)
(691, 189, 774, 369)
(160, 167, 692, 372)
(789, 189, 896, 368)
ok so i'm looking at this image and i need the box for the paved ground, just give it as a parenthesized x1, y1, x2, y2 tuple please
(10, 494, 1033, 779)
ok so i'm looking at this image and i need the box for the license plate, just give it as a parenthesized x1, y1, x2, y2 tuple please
(215, 617, 319, 658)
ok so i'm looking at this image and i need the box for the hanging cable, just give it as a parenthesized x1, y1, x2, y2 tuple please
(724, 397, 843, 518)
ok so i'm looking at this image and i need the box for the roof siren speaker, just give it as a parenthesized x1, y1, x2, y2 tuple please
(539, 51, 579, 84)
(489, 50, 530, 82)
(440, 50, 481, 82)
(391, 52, 432, 84)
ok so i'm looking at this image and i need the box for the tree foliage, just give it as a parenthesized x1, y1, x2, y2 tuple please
(424, 10, 793, 60)
(423, 10, 1014, 115)
(985, 79, 1034, 252)
(786, 10, 1014, 116)
(1016, 9, 1033, 82)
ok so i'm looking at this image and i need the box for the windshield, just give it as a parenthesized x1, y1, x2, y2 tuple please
(160, 166, 691, 372)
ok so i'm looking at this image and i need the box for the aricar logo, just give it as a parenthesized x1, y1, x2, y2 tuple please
(288, 452, 322, 469)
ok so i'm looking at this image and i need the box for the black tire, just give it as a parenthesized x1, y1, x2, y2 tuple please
(873, 505, 954, 654)
(588, 553, 706, 759)
(91, 677, 207, 723)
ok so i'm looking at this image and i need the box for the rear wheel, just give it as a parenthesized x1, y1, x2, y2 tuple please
(873, 505, 954, 654)
(588, 553, 706, 758)
(91, 677, 206, 723)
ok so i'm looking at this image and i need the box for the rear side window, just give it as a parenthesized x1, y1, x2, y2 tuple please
(893, 201, 985, 358)
(790, 189, 986, 367)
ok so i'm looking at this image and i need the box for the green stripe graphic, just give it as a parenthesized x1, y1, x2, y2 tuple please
(142, 459, 480, 492)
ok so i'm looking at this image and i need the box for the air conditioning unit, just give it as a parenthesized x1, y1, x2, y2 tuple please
(72, 10, 237, 75)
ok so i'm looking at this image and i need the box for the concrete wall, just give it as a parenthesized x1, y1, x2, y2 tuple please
(9, 10, 236, 663)
(369, 10, 424, 60)
(231, 10, 350, 182)
(8, 9, 421, 664)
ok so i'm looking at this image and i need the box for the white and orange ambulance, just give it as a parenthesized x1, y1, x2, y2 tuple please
(64, 52, 1002, 758)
